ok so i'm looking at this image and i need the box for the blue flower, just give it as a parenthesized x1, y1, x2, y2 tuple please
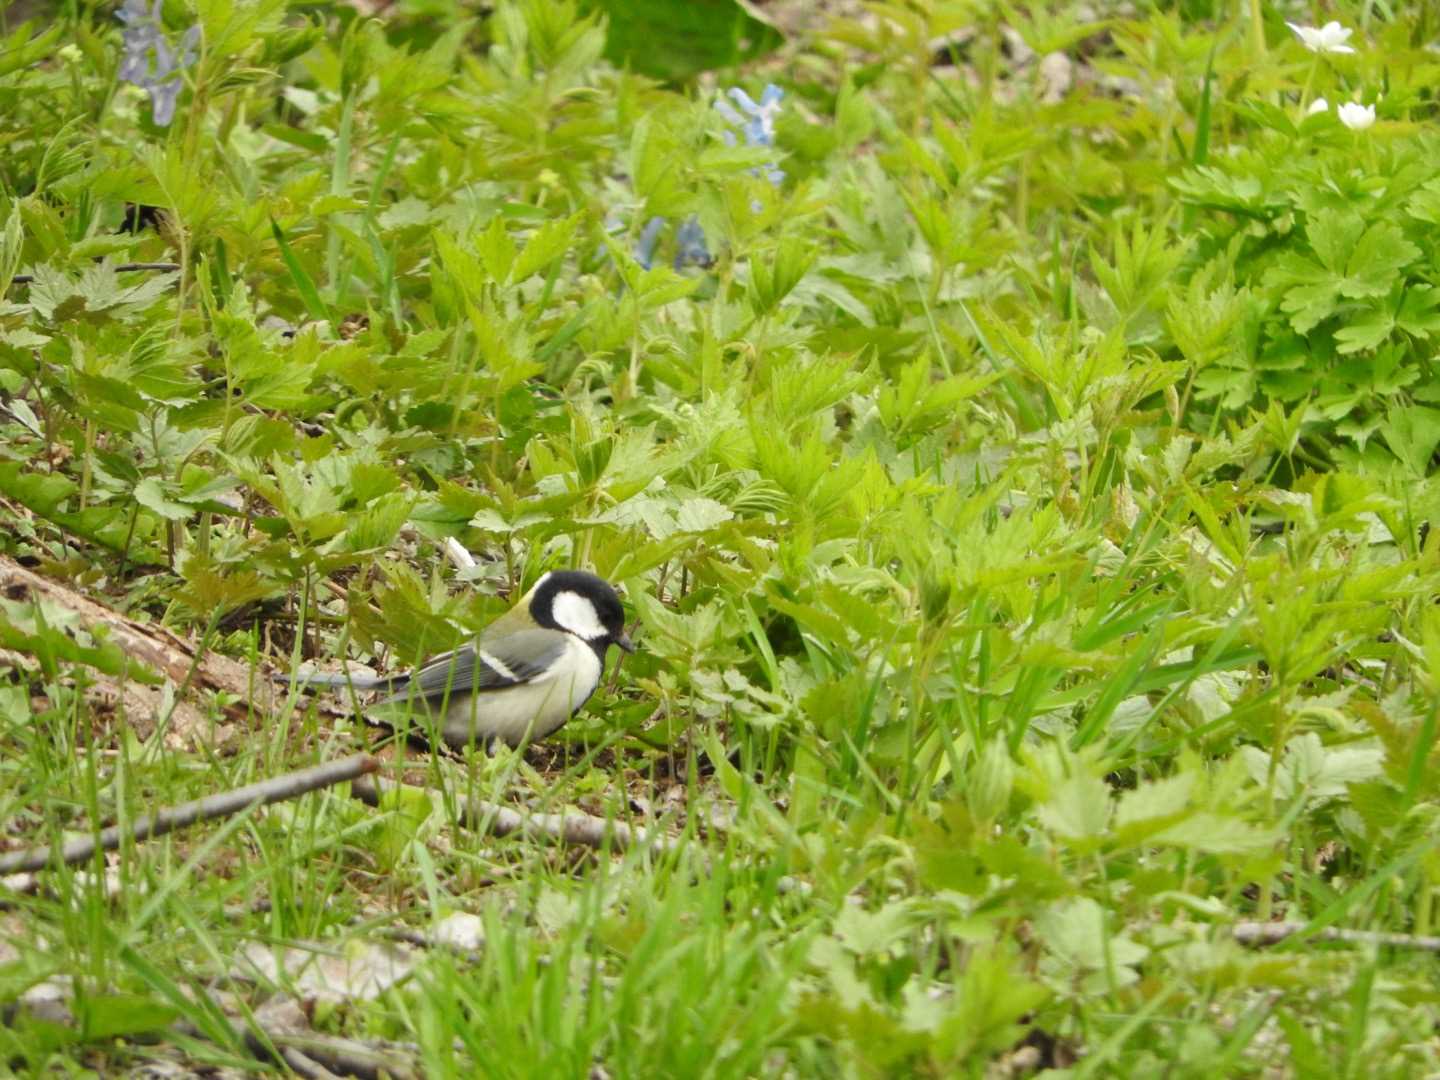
(633, 216, 666, 270)
(716, 84, 783, 146)
(626, 216, 713, 273)
(673, 217, 712, 270)
(715, 83, 786, 187)
(118, 0, 198, 128)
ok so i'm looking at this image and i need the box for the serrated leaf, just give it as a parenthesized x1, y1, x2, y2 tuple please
(1037, 897, 1147, 983)
(1148, 813, 1276, 854)
(133, 477, 193, 522)
(1307, 208, 1365, 273)
(0, 462, 163, 561)
(477, 215, 516, 285)
(1035, 770, 1112, 841)
(510, 214, 580, 284)
(1343, 222, 1419, 299)
(675, 497, 733, 533)
(337, 492, 413, 554)
(1240, 733, 1385, 805)
(1404, 178, 1440, 225)
(1380, 404, 1440, 475)
(1396, 285, 1440, 338)
(1334, 303, 1394, 354)
(1114, 770, 1196, 829)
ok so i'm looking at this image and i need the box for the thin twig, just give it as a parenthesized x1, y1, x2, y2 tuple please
(0, 755, 379, 875)
(351, 775, 678, 854)
(1233, 921, 1440, 951)
(379, 924, 485, 964)
(8, 261, 181, 286)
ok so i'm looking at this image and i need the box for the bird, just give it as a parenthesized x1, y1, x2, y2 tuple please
(279, 570, 634, 749)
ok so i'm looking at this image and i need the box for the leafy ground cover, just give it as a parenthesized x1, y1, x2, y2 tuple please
(1, 0, 1440, 1074)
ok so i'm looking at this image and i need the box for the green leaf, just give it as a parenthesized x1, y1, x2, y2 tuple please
(1266, 212, 1421, 335)
(1037, 897, 1147, 991)
(477, 215, 517, 285)
(0, 202, 22, 296)
(0, 463, 164, 562)
(510, 213, 580, 284)
(133, 478, 193, 522)
(588, 0, 782, 81)
(75, 994, 178, 1040)
(0, 599, 161, 684)
(26, 262, 177, 324)
(1404, 178, 1440, 225)
(1344, 221, 1419, 299)
(1380, 404, 1440, 475)
(674, 497, 733, 533)
(1115, 770, 1196, 830)
(336, 491, 414, 554)
(1148, 812, 1276, 854)
(1333, 302, 1394, 354)
(0, 21, 64, 78)
(1307, 208, 1365, 276)
(367, 780, 437, 869)
(176, 551, 278, 616)
(1034, 769, 1112, 842)
(269, 218, 330, 323)
(748, 237, 814, 317)
(1396, 285, 1440, 339)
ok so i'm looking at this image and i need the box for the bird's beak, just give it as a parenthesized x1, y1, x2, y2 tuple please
(616, 631, 636, 654)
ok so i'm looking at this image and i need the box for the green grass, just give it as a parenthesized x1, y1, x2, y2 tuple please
(1, 0, 1440, 1074)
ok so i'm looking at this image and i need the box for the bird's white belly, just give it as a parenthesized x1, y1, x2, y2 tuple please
(440, 636, 603, 748)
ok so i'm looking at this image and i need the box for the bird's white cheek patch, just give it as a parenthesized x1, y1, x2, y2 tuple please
(551, 590, 607, 640)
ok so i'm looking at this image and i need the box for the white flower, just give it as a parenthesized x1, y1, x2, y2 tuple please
(1286, 21, 1356, 54)
(1306, 97, 1329, 115)
(1337, 102, 1376, 130)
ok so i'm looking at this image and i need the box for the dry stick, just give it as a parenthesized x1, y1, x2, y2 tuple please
(1233, 921, 1440, 952)
(351, 775, 678, 854)
(0, 755, 379, 875)
(263, 1032, 419, 1080)
(279, 1047, 344, 1080)
(182, 1020, 420, 1080)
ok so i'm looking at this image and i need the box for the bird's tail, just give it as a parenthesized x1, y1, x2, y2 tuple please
(274, 670, 396, 692)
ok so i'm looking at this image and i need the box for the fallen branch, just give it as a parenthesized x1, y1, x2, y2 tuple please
(0, 754, 378, 874)
(351, 775, 678, 854)
(258, 1032, 417, 1080)
(170, 1013, 423, 1080)
(279, 1046, 344, 1080)
(0, 554, 283, 746)
(1233, 921, 1440, 952)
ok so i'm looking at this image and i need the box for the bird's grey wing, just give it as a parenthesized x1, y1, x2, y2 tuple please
(380, 629, 573, 705)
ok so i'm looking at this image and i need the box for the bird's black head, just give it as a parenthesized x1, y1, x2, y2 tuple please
(530, 570, 635, 653)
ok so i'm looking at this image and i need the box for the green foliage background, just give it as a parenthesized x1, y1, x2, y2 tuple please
(1, 0, 1439, 1074)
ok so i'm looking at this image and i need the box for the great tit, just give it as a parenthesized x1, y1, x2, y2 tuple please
(280, 570, 634, 749)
